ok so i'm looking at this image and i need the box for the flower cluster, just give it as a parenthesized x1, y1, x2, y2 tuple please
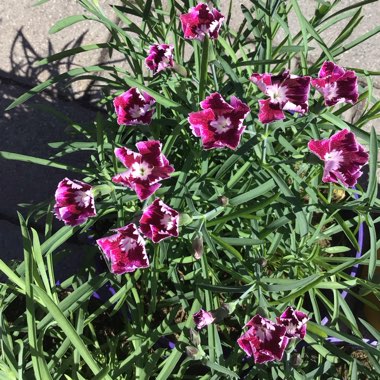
(50, 1, 371, 366)
(193, 305, 308, 363)
(237, 308, 309, 363)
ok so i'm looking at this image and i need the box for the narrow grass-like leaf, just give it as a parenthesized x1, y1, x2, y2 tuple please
(0, 151, 91, 175)
(19, 214, 52, 380)
(366, 127, 378, 206)
(35, 43, 109, 66)
(5, 65, 181, 111)
(366, 214, 377, 281)
(49, 15, 96, 34)
(209, 233, 243, 261)
(229, 179, 275, 206)
(32, 286, 110, 379)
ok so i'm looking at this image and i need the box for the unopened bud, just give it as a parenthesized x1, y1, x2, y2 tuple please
(213, 304, 230, 323)
(257, 257, 267, 267)
(217, 196, 229, 206)
(172, 62, 188, 77)
(290, 353, 303, 367)
(189, 328, 201, 346)
(192, 236, 204, 260)
(185, 346, 200, 359)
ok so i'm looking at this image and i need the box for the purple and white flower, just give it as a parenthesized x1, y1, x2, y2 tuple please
(113, 88, 155, 126)
(180, 3, 224, 41)
(276, 307, 309, 339)
(238, 314, 289, 364)
(188, 93, 250, 150)
(113, 140, 174, 201)
(139, 198, 179, 243)
(308, 129, 368, 187)
(96, 223, 149, 274)
(311, 61, 359, 106)
(145, 44, 175, 75)
(250, 70, 311, 123)
(193, 309, 216, 329)
(54, 178, 96, 226)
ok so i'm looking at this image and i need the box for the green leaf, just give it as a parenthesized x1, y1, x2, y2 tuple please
(5, 65, 182, 111)
(35, 43, 109, 66)
(49, 15, 95, 34)
(209, 233, 243, 262)
(366, 127, 378, 206)
(0, 151, 91, 175)
(19, 214, 52, 380)
(366, 215, 377, 281)
(261, 274, 323, 291)
(229, 179, 275, 206)
(207, 193, 279, 227)
(320, 112, 372, 143)
(204, 360, 239, 379)
(332, 212, 360, 251)
(32, 286, 111, 379)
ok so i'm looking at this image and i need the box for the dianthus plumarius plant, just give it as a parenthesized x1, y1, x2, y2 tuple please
(1, 0, 380, 378)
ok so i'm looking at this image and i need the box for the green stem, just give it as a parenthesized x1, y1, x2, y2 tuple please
(265, 13, 272, 72)
(199, 35, 210, 102)
(261, 123, 270, 164)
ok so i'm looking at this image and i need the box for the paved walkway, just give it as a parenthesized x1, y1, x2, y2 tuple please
(1, 0, 379, 264)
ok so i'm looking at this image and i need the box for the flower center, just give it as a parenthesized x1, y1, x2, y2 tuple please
(161, 214, 174, 230)
(130, 162, 153, 180)
(267, 85, 287, 103)
(324, 149, 343, 172)
(129, 105, 146, 119)
(210, 116, 231, 134)
(195, 24, 209, 39)
(119, 238, 137, 252)
(74, 190, 92, 207)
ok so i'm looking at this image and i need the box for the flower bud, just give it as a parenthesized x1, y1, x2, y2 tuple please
(217, 196, 229, 206)
(189, 328, 201, 347)
(185, 346, 201, 360)
(192, 236, 204, 260)
(212, 304, 230, 323)
(257, 257, 267, 267)
(290, 352, 303, 367)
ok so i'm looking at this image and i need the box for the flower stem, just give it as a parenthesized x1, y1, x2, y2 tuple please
(261, 123, 269, 164)
(199, 35, 210, 102)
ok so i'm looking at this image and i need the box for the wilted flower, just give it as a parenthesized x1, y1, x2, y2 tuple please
(180, 2, 224, 41)
(96, 223, 149, 274)
(308, 129, 368, 187)
(113, 140, 174, 201)
(188, 93, 250, 150)
(113, 88, 155, 126)
(193, 309, 215, 329)
(139, 198, 179, 243)
(145, 44, 174, 75)
(237, 314, 289, 364)
(250, 70, 311, 124)
(54, 178, 96, 226)
(311, 61, 358, 106)
(276, 307, 309, 339)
